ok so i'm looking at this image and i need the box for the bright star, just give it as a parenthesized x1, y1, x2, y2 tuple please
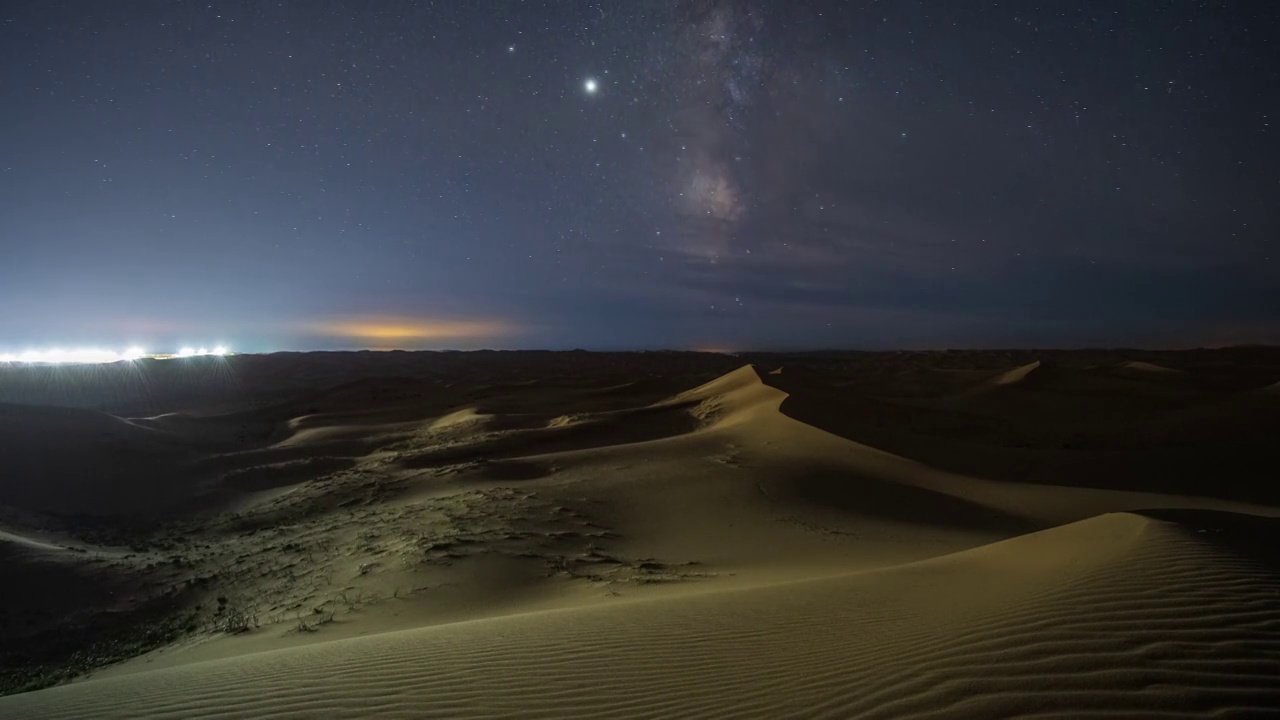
(584, 78, 598, 94)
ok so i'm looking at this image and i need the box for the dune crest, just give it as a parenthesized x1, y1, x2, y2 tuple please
(657, 363, 782, 426)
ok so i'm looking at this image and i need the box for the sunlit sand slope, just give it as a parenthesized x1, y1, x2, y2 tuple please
(5, 511, 1277, 719)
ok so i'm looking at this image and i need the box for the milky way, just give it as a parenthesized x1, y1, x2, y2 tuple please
(657, 1, 762, 258)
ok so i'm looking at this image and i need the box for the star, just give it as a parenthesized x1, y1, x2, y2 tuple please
(583, 78, 599, 95)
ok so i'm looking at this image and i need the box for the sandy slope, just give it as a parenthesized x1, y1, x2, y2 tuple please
(2, 354, 1279, 717)
(5, 512, 1277, 719)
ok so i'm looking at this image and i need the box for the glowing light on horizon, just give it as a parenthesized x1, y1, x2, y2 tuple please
(175, 346, 228, 358)
(307, 316, 515, 342)
(0, 347, 143, 364)
(0, 345, 230, 364)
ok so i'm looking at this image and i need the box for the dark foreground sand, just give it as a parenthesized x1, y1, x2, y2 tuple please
(1, 348, 1278, 718)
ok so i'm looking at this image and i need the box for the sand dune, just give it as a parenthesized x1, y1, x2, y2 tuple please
(989, 359, 1042, 386)
(4, 512, 1277, 719)
(1, 349, 1278, 717)
(1118, 360, 1184, 374)
(761, 354, 1280, 505)
(0, 404, 195, 514)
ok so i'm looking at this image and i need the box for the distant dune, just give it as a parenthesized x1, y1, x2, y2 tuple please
(989, 359, 1041, 385)
(1118, 360, 1184, 374)
(1, 349, 1278, 717)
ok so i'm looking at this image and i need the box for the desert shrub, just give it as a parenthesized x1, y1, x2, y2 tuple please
(218, 606, 259, 634)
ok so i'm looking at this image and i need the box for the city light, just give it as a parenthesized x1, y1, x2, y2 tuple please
(0, 345, 232, 365)
(175, 346, 228, 358)
(0, 348, 140, 364)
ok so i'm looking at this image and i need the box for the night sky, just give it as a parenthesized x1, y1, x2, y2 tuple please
(1, 1, 1276, 352)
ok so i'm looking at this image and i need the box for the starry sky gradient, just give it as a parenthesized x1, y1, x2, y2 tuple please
(1, 1, 1276, 351)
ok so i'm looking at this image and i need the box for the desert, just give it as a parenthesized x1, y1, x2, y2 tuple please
(5, 0, 1278, 716)
(1, 347, 1278, 718)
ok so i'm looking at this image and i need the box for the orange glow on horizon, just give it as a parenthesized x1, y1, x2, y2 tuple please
(307, 316, 516, 342)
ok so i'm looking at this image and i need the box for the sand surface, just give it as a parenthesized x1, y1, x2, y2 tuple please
(1, 348, 1278, 718)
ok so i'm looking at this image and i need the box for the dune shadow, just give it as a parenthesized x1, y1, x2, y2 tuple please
(760, 468, 1044, 534)
(1133, 508, 1280, 572)
(760, 369, 1280, 507)
(474, 459, 554, 481)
